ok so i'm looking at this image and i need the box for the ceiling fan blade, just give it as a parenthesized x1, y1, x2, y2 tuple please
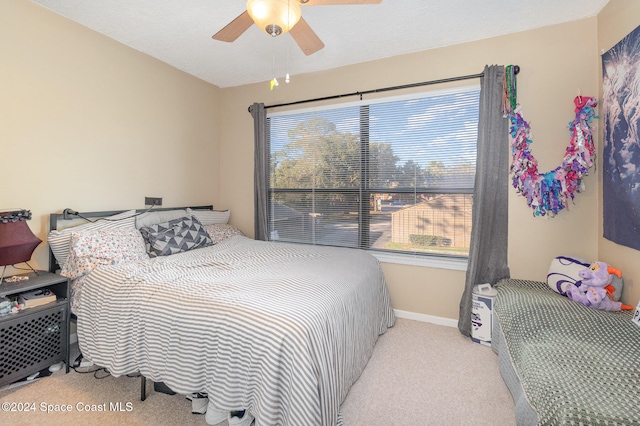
(289, 17, 325, 56)
(212, 11, 254, 42)
(301, 0, 382, 5)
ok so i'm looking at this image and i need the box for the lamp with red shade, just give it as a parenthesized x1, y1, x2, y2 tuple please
(0, 209, 41, 283)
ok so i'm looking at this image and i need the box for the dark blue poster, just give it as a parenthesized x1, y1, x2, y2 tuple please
(602, 24, 640, 251)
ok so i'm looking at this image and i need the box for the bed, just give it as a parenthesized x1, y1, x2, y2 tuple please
(492, 278, 640, 426)
(48, 206, 396, 426)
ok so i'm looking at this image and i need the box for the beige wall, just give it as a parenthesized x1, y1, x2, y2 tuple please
(1, 1, 221, 272)
(220, 18, 602, 319)
(597, 0, 640, 307)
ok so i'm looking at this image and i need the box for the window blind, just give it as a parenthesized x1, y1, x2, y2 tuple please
(266, 85, 480, 257)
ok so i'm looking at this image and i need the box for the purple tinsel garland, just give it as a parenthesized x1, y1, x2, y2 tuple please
(509, 96, 598, 216)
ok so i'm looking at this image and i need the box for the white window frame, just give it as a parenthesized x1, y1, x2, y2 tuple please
(266, 85, 479, 269)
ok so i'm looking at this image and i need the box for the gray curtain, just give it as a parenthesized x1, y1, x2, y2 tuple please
(458, 65, 511, 337)
(250, 102, 269, 241)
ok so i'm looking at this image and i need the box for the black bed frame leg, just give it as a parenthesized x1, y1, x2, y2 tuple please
(140, 375, 146, 401)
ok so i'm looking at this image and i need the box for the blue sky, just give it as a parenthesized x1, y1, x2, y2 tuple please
(268, 85, 480, 169)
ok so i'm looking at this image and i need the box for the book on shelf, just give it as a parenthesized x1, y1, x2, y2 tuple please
(18, 288, 57, 308)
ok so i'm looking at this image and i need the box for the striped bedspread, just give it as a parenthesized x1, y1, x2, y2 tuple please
(76, 235, 395, 426)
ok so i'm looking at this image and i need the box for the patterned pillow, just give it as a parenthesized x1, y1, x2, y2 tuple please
(61, 227, 149, 279)
(48, 209, 137, 268)
(203, 224, 244, 244)
(139, 216, 213, 258)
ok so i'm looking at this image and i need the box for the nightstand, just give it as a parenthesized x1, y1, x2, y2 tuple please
(0, 271, 70, 388)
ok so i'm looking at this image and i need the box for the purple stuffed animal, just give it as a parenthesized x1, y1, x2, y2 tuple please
(565, 261, 633, 311)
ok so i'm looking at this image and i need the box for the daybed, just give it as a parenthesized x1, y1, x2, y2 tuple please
(493, 278, 640, 425)
(48, 207, 396, 426)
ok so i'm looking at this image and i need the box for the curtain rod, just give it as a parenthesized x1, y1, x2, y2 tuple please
(251, 65, 520, 111)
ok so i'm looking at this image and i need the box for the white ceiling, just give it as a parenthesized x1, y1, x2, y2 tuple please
(31, 0, 609, 88)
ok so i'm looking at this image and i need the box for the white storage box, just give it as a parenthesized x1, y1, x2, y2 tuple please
(471, 283, 498, 346)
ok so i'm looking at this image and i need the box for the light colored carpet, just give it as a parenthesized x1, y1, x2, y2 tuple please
(0, 318, 516, 425)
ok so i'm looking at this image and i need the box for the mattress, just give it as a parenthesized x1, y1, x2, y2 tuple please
(493, 278, 640, 426)
(492, 308, 540, 425)
(76, 235, 396, 426)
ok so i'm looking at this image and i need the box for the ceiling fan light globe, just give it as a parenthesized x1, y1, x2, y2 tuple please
(247, 0, 302, 37)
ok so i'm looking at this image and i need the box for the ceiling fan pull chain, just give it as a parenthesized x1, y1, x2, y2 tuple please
(271, 40, 279, 90)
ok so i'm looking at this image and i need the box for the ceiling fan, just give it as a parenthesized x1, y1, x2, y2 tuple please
(212, 0, 382, 56)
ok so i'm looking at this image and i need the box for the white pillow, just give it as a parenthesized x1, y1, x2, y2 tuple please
(187, 208, 230, 225)
(135, 209, 188, 229)
(546, 255, 590, 295)
(546, 255, 624, 301)
(48, 210, 137, 268)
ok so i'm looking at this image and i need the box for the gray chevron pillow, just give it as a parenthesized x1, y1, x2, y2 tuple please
(139, 216, 213, 258)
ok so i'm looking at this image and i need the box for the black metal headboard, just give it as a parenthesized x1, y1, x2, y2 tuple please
(48, 205, 214, 273)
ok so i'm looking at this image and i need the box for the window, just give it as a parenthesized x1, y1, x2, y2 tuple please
(265, 85, 480, 259)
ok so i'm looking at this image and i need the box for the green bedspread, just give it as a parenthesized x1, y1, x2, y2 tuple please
(495, 278, 640, 426)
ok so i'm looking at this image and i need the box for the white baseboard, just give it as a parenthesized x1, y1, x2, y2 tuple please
(394, 309, 458, 328)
